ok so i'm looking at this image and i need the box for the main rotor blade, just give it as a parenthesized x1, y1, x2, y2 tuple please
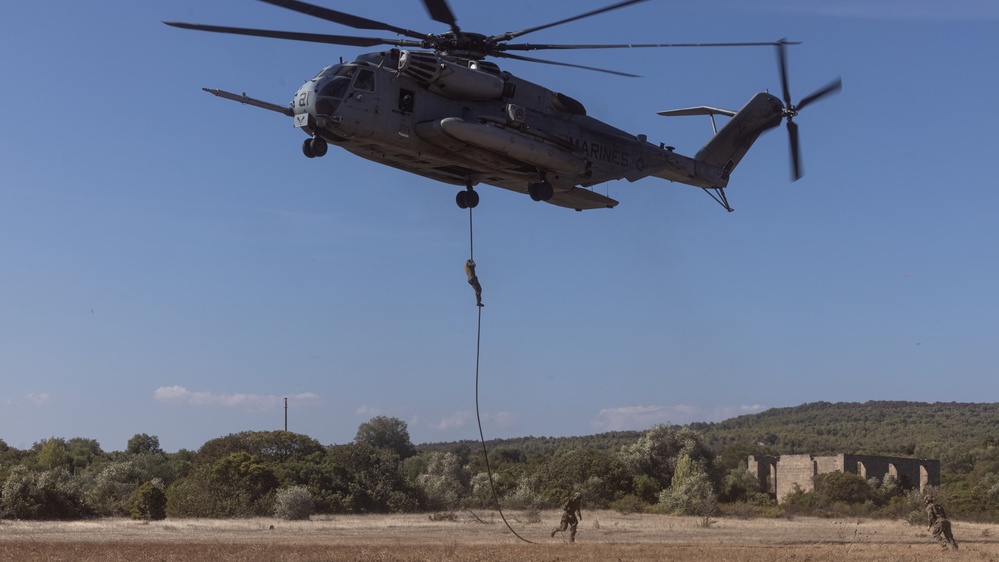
(492, 51, 640, 77)
(423, 0, 460, 35)
(164, 21, 421, 48)
(796, 77, 843, 111)
(776, 38, 792, 108)
(499, 40, 792, 52)
(491, 0, 648, 42)
(787, 119, 802, 181)
(258, 0, 427, 40)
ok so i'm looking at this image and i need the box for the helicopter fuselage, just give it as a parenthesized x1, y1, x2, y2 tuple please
(289, 49, 735, 210)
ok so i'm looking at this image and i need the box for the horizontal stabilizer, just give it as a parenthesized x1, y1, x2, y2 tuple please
(657, 106, 736, 118)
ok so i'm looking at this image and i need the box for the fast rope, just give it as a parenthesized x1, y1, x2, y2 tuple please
(466, 205, 534, 545)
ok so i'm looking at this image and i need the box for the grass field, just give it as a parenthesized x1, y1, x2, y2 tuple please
(1, 511, 993, 561)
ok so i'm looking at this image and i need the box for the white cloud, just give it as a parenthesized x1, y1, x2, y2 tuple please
(433, 411, 473, 431)
(6, 393, 52, 407)
(355, 404, 381, 417)
(710, 404, 767, 420)
(154, 386, 320, 412)
(27, 392, 51, 406)
(488, 411, 517, 428)
(426, 410, 517, 432)
(590, 403, 764, 431)
(591, 404, 690, 431)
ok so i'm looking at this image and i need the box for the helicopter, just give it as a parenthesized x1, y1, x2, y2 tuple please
(165, 0, 841, 212)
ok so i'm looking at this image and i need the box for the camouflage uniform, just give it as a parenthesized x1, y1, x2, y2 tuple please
(550, 492, 583, 543)
(924, 496, 958, 550)
(465, 259, 483, 307)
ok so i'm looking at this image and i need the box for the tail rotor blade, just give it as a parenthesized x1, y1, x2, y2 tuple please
(787, 119, 802, 182)
(777, 39, 793, 107)
(797, 77, 843, 111)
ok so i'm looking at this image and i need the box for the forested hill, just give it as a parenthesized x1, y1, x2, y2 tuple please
(417, 430, 644, 458)
(419, 402, 999, 460)
(695, 401, 999, 458)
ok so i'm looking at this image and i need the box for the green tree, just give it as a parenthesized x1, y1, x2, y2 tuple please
(0, 466, 88, 520)
(166, 452, 279, 517)
(325, 443, 419, 513)
(83, 459, 156, 516)
(355, 416, 416, 460)
(658, 454, 717, 517)
(130, 481, 167, 520)
(620, 425, 714, 491)
(530, 448, 631, 508)
(35, 437, 71, 472)
(126, 434, 163, 456)
(417, 451, 471, 511)
(195, 431, 324, 466)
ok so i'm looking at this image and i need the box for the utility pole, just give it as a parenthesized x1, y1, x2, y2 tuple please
(284, 397, 288, 432)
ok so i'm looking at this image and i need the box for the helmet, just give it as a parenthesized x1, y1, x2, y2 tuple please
(573, 492, 582, 499)
(923, 495, 934, 504)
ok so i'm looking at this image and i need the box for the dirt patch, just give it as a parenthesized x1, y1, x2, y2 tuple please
(1, 511, 993, 561)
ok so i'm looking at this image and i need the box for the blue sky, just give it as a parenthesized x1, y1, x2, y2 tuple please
(2, 1, 997, 453)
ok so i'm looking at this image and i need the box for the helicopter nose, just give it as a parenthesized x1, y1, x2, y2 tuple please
(293, 83, 313, 115)
(292, 83, 316, 129)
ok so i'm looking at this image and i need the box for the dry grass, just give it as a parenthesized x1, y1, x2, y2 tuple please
(1, 511, 995, 561)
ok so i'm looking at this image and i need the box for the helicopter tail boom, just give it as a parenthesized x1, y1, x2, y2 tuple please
(657, 92, 784, 187)
(692, 92, 784, 179)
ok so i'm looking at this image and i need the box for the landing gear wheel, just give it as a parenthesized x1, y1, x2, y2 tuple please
(310, 136, 328, 157)
(302, 138, 316, 159)
(456, 189, 479, 209)
(528, 182, 554, 202)
(539, 181, 554, 201)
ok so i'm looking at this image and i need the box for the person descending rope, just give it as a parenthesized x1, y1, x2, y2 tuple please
(463, 210, 531, 544)
(465, 259, 484, 307)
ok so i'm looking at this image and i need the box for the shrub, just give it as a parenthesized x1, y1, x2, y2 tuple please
(721, 468, 763, 503)
(609, 494, 647, 514)
(130, 482, 167, 521)
(814, 472, 872, 505)
(84, 459, 149, 517)
(781, 484, 820, 515)
(631, 474, 660, 504)
(273, 486, 314, 520)
(1, 466, 88, 520)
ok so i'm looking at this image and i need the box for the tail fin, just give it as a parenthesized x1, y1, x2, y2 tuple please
(659, 92, 784, 181)
(695, 92, 784, 179)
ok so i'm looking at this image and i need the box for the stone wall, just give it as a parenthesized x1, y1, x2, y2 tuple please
(748, 453, 941, 503)
(773, 454, 817, 501)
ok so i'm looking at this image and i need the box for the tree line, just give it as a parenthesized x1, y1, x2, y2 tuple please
(2, 402, 999, 522)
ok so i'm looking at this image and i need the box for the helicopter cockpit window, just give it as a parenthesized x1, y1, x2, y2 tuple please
(353, 69, 375, 92)
(319, 66, 359, 97)
(319, 78, 351, 100)
(313, 65, 339, 80)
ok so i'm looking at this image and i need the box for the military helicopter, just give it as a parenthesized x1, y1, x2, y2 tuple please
(166, 0, 840, 212)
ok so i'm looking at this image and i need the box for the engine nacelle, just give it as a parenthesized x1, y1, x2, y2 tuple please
(398, 50, 513, 101)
